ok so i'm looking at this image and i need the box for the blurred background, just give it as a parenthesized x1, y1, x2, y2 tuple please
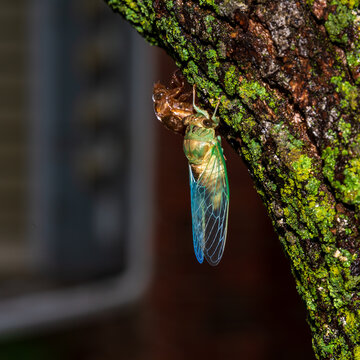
(0, 0, 314, 359)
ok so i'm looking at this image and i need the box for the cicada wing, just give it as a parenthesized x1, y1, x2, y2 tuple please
(189, 168, 205, 263)
(189, 141, 229, 266)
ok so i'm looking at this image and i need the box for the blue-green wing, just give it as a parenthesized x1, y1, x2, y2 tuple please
(189, 141, 229, 266)
(189, 168, 205, 263)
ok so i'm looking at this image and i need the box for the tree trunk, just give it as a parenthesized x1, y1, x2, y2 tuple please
(105, 0, 360, 358)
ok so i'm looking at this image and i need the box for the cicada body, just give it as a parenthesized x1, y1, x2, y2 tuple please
(153, 76, 229, 265)
(183, 95, 229, 265)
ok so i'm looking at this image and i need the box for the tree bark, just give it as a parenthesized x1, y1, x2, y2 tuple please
(105, 0, 360, 358)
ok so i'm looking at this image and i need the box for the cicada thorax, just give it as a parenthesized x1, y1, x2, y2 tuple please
(183, 118, 225, 210)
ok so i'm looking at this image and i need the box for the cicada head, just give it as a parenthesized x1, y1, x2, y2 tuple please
(190, 85, 222, 129)
(152, 82, 171, 121)
(184, 114, 217, 130)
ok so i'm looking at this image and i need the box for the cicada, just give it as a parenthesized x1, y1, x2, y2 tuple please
(153, 73, 229, 266)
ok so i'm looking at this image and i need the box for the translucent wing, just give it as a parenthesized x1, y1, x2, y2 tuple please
(189, 141, 229, 266)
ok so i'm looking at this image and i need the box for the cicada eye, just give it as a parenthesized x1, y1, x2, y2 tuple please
(153, 92, 164, 101)
(202, 119, 212, 128)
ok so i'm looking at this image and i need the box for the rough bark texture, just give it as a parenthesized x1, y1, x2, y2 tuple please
(105, 0, 360, 358)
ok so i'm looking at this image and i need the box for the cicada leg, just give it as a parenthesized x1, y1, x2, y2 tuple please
(211, 97, 221, 126)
